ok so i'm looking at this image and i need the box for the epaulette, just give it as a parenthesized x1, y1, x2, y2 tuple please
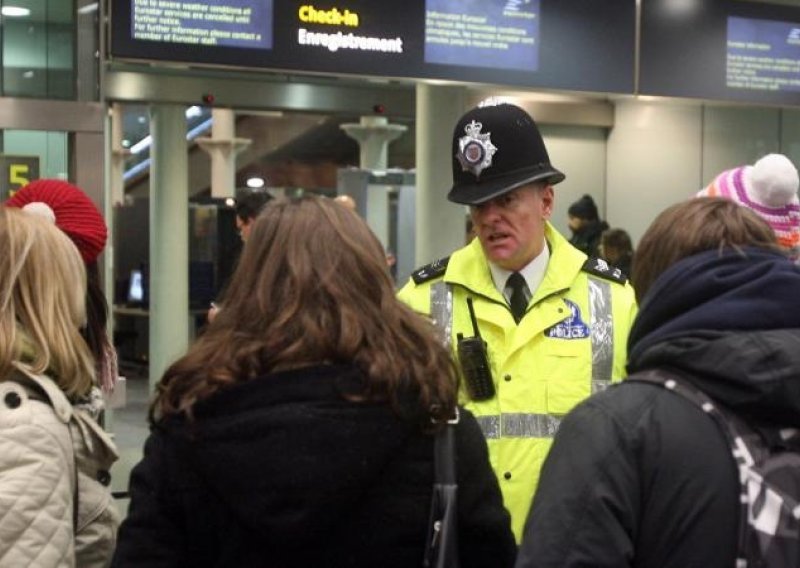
(411, 256, 450, 285)
(581, 257, 627, 285)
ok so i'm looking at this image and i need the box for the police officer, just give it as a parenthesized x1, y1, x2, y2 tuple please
(398, 102, 637, 540)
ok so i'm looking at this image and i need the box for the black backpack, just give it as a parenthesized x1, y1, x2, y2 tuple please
(628, 370, 800, 567)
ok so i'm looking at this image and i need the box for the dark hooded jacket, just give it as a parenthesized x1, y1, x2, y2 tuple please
(516, 248, 800, 568)
(569, 219, 609, 258)
(112, 364, 516, 568)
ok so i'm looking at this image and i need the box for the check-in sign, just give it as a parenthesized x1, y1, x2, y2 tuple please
(0, 155, 40, 199)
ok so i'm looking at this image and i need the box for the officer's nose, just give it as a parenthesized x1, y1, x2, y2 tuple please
(473, 201, 501, 225)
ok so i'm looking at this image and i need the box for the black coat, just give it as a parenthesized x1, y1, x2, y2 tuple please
(516, 248, 800, 567)
(568, 219, 608, 257)
(113, 364, 516, 567)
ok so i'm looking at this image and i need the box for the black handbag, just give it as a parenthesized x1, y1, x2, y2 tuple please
(423, 408, 460, 568)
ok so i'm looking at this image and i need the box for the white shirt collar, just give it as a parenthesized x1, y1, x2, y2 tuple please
(489, 239, 550, 303)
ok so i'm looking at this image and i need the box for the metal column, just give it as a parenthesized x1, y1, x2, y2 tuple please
(149, 104, 189, 391)
(196, 108, 251, 198)
(415, 83, 468, 264)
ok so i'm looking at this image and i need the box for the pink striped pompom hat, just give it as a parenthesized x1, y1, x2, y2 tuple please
(697, 153, 800, 254)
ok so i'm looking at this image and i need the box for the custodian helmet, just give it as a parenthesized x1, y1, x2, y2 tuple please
(448, 102, 565, 206)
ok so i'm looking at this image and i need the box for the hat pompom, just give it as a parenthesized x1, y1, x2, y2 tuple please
(5, 179, 107, 264)
(748, 153, 799, 207)
(21, 201, 57, 224)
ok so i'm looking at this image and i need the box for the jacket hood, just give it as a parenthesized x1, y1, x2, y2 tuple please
(627, 248, 800, 427)
(161, 365, 424, 546)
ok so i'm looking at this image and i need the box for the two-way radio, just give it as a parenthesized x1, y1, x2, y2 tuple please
(456, 297, 496, 401)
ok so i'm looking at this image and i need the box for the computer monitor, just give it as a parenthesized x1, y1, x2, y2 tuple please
(127, 269, 144, 305)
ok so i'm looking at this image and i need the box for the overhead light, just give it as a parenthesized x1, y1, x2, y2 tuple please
(661, 0, 701, 18)
(246, 177, 265, 188)
(22, 70, 34, 79)
(77, 3, 98, 14)
(224, 198, 236, 207)
(246, 110, 284, 118)
(2, 6, 31, 16)
(186, 105, 202, 118)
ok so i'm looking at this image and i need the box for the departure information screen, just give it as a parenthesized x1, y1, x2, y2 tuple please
(424, 0, 540, 72)
(111, 0, 636, 94)
(131, 0, 274, 49)
(640, 0, 800, 105)
(727, 16, 800, 93)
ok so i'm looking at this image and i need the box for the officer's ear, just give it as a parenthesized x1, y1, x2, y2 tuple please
(539, 185, 555, 220)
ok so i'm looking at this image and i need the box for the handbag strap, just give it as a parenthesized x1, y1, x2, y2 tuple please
(423, 407, 460, 568)
(434, 407, 459, 485)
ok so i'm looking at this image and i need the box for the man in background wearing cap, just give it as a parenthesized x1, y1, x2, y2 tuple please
(398, 102, 637, 540)
(208, 188, 273, 323)
(234, 188, 273, 243)
(567, 193, 609, 258)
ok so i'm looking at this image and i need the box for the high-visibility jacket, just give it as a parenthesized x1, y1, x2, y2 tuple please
(398, 223, 637, 540)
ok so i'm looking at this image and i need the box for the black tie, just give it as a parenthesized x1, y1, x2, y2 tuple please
(506, 272, 529, 324)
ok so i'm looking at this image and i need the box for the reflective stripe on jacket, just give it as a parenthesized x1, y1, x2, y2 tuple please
(398, 223, 637, 540)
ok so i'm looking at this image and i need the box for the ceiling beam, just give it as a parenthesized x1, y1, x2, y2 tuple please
(104, 65, 416, 118)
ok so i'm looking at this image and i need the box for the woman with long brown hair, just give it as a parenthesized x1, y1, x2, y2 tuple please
(113, 196, 515, 567)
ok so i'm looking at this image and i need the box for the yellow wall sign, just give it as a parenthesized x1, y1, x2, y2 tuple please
(0, 155, 40, 199)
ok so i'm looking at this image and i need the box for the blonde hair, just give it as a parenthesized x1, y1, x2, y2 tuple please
(0, 207, 94, 396)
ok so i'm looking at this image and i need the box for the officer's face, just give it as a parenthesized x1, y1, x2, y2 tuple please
(470, 184, 553, 271)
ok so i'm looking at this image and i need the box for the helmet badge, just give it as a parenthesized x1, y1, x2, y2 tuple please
(456, 120, 497, 178)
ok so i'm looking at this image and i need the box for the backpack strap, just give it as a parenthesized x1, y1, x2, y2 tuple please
(625, 370, 800, 566)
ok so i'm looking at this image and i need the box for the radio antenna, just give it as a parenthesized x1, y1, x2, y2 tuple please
(466, 297, 481, 338)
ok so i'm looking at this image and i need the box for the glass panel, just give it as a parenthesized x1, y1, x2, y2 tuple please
(76, 0, 99, 101)
(122, 104, 213, 181)
(3, 129, 68, 179)
(2, 0, 76, 99)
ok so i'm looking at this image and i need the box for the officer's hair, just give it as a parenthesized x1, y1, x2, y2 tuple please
(154, 196, 458, 424)
(0, 207, 94, 396)
(633, 197, 781, 303)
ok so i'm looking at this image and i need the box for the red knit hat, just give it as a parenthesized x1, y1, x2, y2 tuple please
(5, 179, 108, 264)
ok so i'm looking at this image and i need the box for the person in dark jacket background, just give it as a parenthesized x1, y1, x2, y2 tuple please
(516, 197, 800, 567)
(567, 194, 609, 257)
(233, 187, 272, 243)
(599, 227, 634, 279)
(113, 196, 516, 568)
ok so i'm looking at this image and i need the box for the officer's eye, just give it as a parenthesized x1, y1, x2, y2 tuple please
(496, 193, 517, 208)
